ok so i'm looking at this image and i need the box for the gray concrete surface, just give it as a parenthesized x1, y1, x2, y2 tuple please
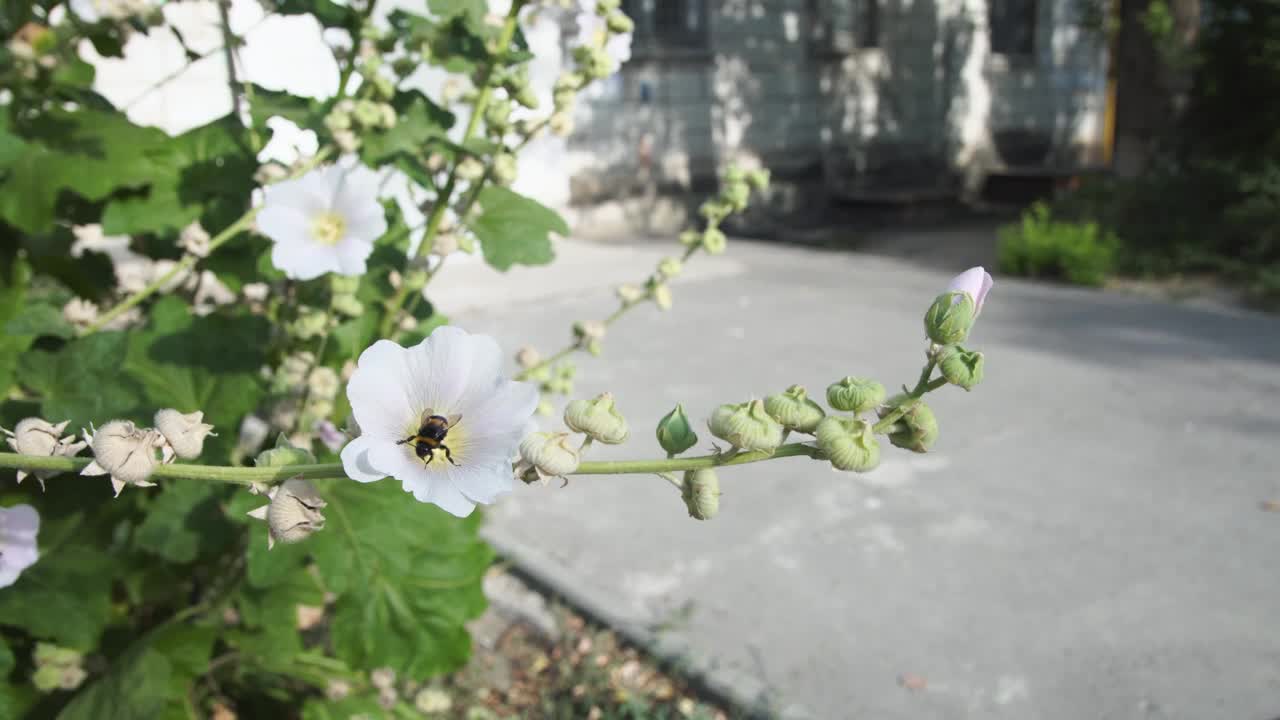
(434, 235, 1280, 720)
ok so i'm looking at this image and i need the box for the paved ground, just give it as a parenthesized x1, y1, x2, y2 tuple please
(433, 229, 1280, 720)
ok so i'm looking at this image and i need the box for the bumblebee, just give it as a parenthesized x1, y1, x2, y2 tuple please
(397, 409, 461, 466)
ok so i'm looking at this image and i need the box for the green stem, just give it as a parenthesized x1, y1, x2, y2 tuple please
(81, 211, 257, 335)
(376, 1, 526, 342)
(0, 453, 347, 486)
(0, 442, 823, 486)
(82, 148, 333, 336)
(870, 359, 946, 433)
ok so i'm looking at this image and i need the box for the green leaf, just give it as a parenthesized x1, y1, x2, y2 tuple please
(57, 644, 172, 720)
(124, 297, 268, 461)
(309, 479, 492, 677)
(428, 0, 488, 34)
(469, 186, 568, 271)
(0, 258, 34, 397)
(359, 96, 451, 166)
(4, 302, 74, 339)
(248, 85, 324, 132)
(17, 332, 143, 429)
(102, 116, 255, 236)
(133, 483, 233, 564)
(0, 545, 114, 649)
(0, 109, 171, 232)
(273, 0, 357, 27)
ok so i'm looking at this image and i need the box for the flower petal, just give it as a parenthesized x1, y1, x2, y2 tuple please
(412, 326, 477, 414)
(256, 204, 312, 246)
(348, 340, 417, 438)
(271, 242, 340, 281)
(339, 436, 385, 483)
(334, 239, 374, 276)
(264, 173, 330, 216)
(463, 379, 540, 441)
(447, 461, 515, 505)
(367, 440, 475, 517)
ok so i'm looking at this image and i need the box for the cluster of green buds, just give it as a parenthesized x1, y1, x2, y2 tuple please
(922, 267, 991, 392)
(7, 22, 59, 77)
(500, 63, 540, 110)
(324, 95, 397, 153)
(31, 644, 87, 693)
(329, 275, 364, 318)
(549, 72, 582, 137)
(516, 346, 577, 415)
(518, 391, 628, 484)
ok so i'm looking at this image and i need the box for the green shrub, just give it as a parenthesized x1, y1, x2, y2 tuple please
(997, 202, 1120, 286)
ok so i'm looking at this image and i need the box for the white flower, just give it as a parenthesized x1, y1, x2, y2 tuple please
(257, 162, 387, 281)
(340, 327, 538, 518)
(178, 222, 211, 257)
(0, 505, 39, 589)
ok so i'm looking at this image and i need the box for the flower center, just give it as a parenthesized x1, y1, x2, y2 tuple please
(400, 416, 468, 471)
(309, 211, 347, 246)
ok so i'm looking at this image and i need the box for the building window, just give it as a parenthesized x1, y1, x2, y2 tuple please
(807, 0, 878, 54)
(989, 0, 1037, 55)
(621, 0, 709, 50)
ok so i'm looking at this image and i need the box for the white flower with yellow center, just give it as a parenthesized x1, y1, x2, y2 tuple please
(0, 505, 39, 589)
(340, 327, 538, 517)
(257, 162, 387, 281)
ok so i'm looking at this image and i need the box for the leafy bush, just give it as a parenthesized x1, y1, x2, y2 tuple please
(997, 202, 1119, 286)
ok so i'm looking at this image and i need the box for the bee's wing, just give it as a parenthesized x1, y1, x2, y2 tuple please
(447, 414, 462, 427)
(421, 407, 436, 423)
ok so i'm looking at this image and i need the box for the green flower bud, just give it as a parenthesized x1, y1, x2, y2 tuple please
(514, 84, 539, 110)
(549, 110, 574, 136)
(655, 404, 698, 455)
(585, 339, 603, 356)
(679, 229, 701, 246)
(484, 97, 512, 132)
(402, 268, 429, 292)
(456, 156, 485, 182)
(573, 45, 615, 79)
(702, 228, 727, 255)
(652, 283, 673, 310)
(681, 468, 720, 520)
(255, 434, 317, 467)
(33, 663, 86, 693)
(707, 399, 784, 452)
(330, 275, 360, 295)
(937, 345, 984, 391)
(763, 385, 826, 433)
(700, 199, 730, 223)
(373, 75, 396, 100)
(353, 99, 384, 127)
(826, 377, 885, 413)
(923, 292, 976, 345)
(493, 152, 518, 186)
(878, 395, 939, 453)
(722, 180, 751, 212)
(34, 644, 82, 668)
(596, 0, 621, 13)
(657, 256, 683, 279)
(564, 392, 629, 444)
(814, 416, 880, 472)
(555, 72, 583, 93)
(536, 398, 555, 416)
(331, 293, 364, 318)
(746, 168, 771, 191)
(606, 11, 634, 33)
(324, 108, 352, 132)
(291, 309, 330, 339)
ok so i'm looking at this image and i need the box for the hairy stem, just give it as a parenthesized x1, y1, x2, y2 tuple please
(376, 0, 527, 341)
(0, 442, 823, 486)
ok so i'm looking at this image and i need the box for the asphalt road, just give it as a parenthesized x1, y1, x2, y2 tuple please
(436, 235, 1280, 720)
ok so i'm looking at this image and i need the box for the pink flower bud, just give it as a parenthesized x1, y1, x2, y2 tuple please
(945, 267, 993, 314)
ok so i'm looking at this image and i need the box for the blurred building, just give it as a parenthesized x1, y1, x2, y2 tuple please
(567, 0, 1110, 210)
